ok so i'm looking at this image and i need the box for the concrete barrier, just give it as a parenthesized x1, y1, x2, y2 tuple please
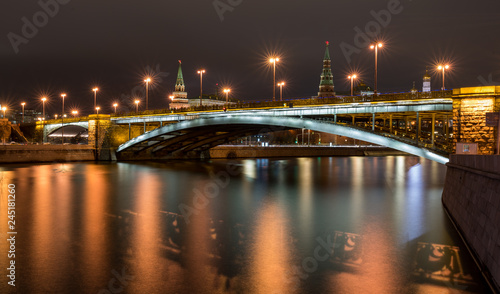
(442, 155, 500, 292)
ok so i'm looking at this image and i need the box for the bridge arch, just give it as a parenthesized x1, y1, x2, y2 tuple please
(116, 115, 449, 164)
(45, 121, 89, 136)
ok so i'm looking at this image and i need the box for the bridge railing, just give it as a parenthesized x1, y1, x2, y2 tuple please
(111, 90, 453, 118)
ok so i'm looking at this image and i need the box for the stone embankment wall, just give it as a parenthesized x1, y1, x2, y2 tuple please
(0, 145, 95, 163)
(442, 155, 500, 292)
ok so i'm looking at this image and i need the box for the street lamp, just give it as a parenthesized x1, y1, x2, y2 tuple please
(348, 75, 357, 96)
(2, 107, 6, 119)
(41, 97, 47, 121)
(72, 110, 78, 117)
(197, 70, 205, 106)
(437, 64, 450, 90)
(134, 99, 140, 112)
(269, 58, 280, 101)
(113, 103, 118, 114)
(21, 102, 25, 123)
(223, 88, 230, 103)
(277, 82, 285, 101)
(93, 87, 99, 113)
(144, 77, 151, 110)
(96, 106, 100, 115)
(61, 93, 66, 144)
(370, 42, 383, 94)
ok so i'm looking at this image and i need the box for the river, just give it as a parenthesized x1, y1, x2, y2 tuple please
(0, 156, 492, 293)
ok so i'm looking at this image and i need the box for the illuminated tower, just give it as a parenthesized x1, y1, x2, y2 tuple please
(170, 60, 189, 109)
(422, 68, 431, 93)
(318, 41, 335, 97)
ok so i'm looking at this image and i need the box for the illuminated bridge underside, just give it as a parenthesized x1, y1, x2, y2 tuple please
(117, 116, 449, 164)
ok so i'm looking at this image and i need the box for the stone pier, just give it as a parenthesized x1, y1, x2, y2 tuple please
(453, 86, 500, 154)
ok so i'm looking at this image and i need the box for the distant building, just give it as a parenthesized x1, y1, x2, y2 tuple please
(169, 60, 189, 109)
(411, 81, 418, 95)
(422, 68, 431, 93)
(354, 80, 374, 96)
(317, 41, 335, 97)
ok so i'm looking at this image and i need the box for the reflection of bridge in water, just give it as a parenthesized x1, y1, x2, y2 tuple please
(41, 91, 455, 164)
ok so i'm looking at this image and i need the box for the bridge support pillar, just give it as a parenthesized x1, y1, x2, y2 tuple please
(88, 114, 112, 161)
(452, 86, 500, 154)
(352, 115, 355, 126)
(128, 123, 131, 140)
(143, 122, 146, 134)
(416, 112, 420, 145)
(389, 114, 393, 133)
(431, 113, 436, 146)
(334, 114, 337, 123)
(372, 113, 375, 131)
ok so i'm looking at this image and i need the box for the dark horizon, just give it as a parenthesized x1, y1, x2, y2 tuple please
(1, 0, 500, 114)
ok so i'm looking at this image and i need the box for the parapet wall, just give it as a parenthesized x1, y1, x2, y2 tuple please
(442, 155, 500, 291)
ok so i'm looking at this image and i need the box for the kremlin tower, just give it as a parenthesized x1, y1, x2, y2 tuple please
(170, 60, 189, 109)
(317, 41, 335, 97)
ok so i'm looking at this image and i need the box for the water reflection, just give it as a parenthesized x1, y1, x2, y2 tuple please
(0, 157, 492, 294)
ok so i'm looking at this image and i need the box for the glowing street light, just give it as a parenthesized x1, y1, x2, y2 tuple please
(223, 88, 231, 103)
(72, 110, 78, 117)
(437, 64, 450, 90)
(2, 107, 6, 119)
(96, 106, 100, 115)
(61, 93, 66, 144)
(93, 87, 99, 113)
(370, 42, 383, 94)
(348, 75, 357, 96)
(144, 77, 151, 110)
(197, 70, 206, 106)
(169, 95, 174, 101)
(21, 102, 25, 123)
(269, 57, 280, 101)
(113, 103, 118, 113)
(134, 99, 140, 112)
(277, 82, 285, 101)
(41, 97, 47, 120)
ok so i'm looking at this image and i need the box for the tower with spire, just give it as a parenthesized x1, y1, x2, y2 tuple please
(317, 41, 335, 97)
(170, 60, 189, 109)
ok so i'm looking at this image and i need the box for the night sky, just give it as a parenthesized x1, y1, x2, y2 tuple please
(1, 0, 500, 114)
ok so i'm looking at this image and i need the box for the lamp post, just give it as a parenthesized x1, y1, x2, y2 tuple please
(437, 65, 450, 90)
(197, 70, 205, 107)
(134, 100, 140, 112)
(2, 107, 6, 119)
(277, 82, 285, 101)
(269, 58, 280, 101)
(370, 42, 383, 94)
(72, 110, 78, 117)
(96, 106, 100, 115)
(144, 78, 151, 110)
(21, 102, 25, 123)
(223, 88, 230, 103)
(348, 75, 357, 96)
(61, 93, 66, 144)
(41, 97, 47, 121)
(93, 87, 99, 113)
(113, 103, 118, 114)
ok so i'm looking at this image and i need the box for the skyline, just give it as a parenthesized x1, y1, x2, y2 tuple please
(1, 0, 500, 113)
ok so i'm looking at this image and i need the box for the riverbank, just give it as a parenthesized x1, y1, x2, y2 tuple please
(209, 145, 408, 159)
(0, 145, 95, 163)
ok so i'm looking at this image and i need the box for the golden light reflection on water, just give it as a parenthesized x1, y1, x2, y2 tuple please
(249, 200, 293, 294)
(298, 158, 313, 243)
(129, 169, 164, 293)
(82, 164, 109, 287)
